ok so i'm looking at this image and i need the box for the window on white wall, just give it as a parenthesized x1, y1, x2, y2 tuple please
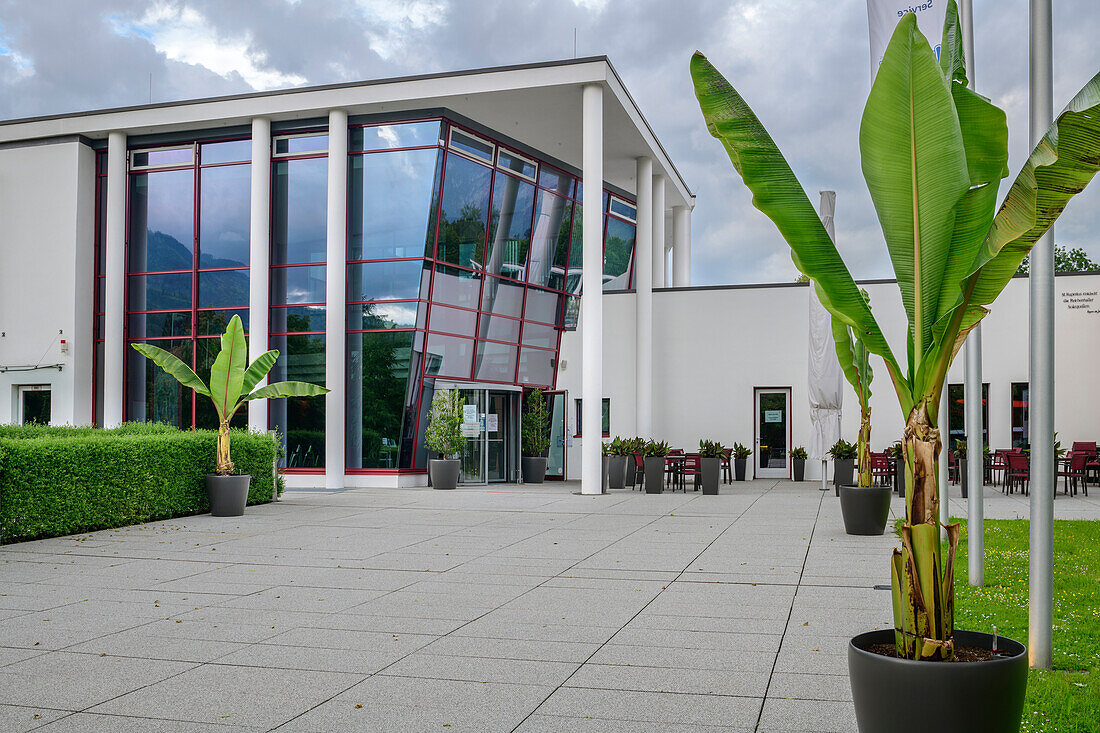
(575, 398, 610, 437)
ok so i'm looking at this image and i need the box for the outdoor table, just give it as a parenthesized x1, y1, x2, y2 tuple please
(664, 454, 687, 491)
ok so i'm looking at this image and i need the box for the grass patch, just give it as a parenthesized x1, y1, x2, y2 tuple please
(953, 518, 1100, 733)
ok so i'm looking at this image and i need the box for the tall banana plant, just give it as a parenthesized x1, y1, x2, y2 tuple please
(692, 3, 1100, 660)
(833, 291, 873, 488)
(132, 315, 329, 475)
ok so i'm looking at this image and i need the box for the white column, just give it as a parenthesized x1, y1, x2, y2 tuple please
(248, 118, 271, 434)
(966, 331, 984, 585)
(652, 175, 666, 289)
(672, 205, 691, 287)
(581, 83, 604, 495)
(103, 131, 127, 428)
(634, 158, 653, 439)
(325, 110, 348, 488)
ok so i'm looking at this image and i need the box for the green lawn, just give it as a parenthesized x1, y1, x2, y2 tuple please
(952, 519, 1100, 733)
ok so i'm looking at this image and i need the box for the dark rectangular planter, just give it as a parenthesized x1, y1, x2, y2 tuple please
(700, 457, 720, 494)
(607, 455, 627, 489)
(959, 457, 968, 498)
(734, 458, 747, 481)
(895, 458, 906, 496)
(625, 460, 638, 488)
(833, 458, 854, 496)
(643, 456, 665, 494)
(522, 456, 547, 483)
(792, 458, 805, 482)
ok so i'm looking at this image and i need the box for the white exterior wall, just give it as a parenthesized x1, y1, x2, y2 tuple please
(0, 141, 95, 426)
(558, 275, 1100, 480)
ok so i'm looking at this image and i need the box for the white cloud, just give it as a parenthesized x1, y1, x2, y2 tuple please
(110, 4, 305, 90)
(355, 0, 448, 60)
(0, 23, 34, 78)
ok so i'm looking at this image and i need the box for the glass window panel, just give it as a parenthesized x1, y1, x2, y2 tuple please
(346, 301, 421, 331)
(523, 287, 563, 325)
(563, 295, 580, 330)
(347, 259, 426, 302)
(128, 273, 192, 312)
(474, 341, 517, 382)
(349, 149, 442, 260)
(271, 265, 326, 306)
(521, 321, 557, 349)
(128, 311, 191, 340)
(482, 315, 521, 343)
(609, 198, 637, 221)
(126, 338, 192, 429)
(565, 272, 582, 297)
(1011, 383, 1029, 448)
(603, 217, 635, 290)
(95, 278, 105, 313)
(275, 134, 328, 155)
(430, 264, 481, 309)
(449, 129, 493, 161)
(94, 341, 104, 427)
(497, 150, 536, 179)
(197, 309, 249, 335)
(195, 338, 247, 430)
(270, 305, 324, 334)
(198, 269, 250, 308)
(423, 333, 474, 378)
(428, 303, 477, 335)
(538, 168, 573, 196)
(566, 203, 584, 275)
(272, 157, 328, 265)
(199, 163, 251, 267)
(435, 153, 491, 267)
(485, 172, 534, 279)
(201, 140, 251, 164)
(350, 121, 442, 151)
(128, 170, 194, 273)
(480, 276, 524, 318)
(528, 191, 571, 289)
(269, 334, 326, 468)
(518, 348, 555, 387)
(346, 330, 416, 469)
(96, 176, 107, 274)
(131, 147, 193, 168)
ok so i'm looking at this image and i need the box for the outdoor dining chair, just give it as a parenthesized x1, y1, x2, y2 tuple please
(870, 453, 892, 486)
(1058, 451, 1089, 497)
(1006, 452, 1030, 495)
(721, 448, 732, 484)
(631, 452, 645, 491)
(682, 453, 702, 492)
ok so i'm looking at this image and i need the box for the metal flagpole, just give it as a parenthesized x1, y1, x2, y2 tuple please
(960, 0, 985, 588)
(1028, 0, 1055, 672)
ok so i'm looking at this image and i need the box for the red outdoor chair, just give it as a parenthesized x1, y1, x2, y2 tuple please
(631, 452, 645, 491)
(681, 454, 702, 492)
(870, 453, 892, 486)
(721, 448, 732, 484)
(990, 450, 1009, 490)
(1058, 452, 1089, 497)
(1006, 453, 1030, 495)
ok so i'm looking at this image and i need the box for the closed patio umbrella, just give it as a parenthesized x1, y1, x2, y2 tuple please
(808, 191, 844, 490)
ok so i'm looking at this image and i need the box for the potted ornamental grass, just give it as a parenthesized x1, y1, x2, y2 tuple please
(790, 446, 808, 481)
(641, 440, 670, 494)
(827, 439, 857, 496)
(425, 388, 464, 490)
(605, 436, 630, 489)
(730, 442, 751, 481)
(698, 439, 726, 494)
(131, 314, 328, 516)
(521, 388, 551, 483)
(834, 305, 892, 535)
(692, 2, 1100, 727)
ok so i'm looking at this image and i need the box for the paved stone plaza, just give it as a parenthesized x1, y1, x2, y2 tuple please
(2, 480, 1098, 732)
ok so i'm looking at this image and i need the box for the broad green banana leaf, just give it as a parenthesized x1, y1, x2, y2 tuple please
(938, 0, 967, 86)
(130, 343, 210, 397)
(208, 314, 248, 422)
(832, 316, 872, 411)
(244, 381, 329, 402)
(241, 350, 279, 396)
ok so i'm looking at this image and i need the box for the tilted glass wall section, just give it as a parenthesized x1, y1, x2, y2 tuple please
(270, 134, 327, 469)
(124, 140, 251, 429)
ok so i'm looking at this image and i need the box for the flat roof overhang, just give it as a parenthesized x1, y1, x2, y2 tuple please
(0, 56, 692, 209)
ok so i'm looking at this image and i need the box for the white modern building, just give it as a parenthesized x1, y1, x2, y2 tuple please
(1, 56, 1097, 489)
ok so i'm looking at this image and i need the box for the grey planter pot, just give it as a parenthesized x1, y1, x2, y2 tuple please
(839, 484, 892, 536)
(429, 458, 460, 490)
(833, 458, 854, 496)
(607, 455, 627, 489)
(601, 455, 609, 493)
(643, 456, 665, 494)
(205, 474, 250, 517)
(700, 457, 720, 494)
(625, 459, 638, 488)
(522, 456, 547, 484)
(959, 457, 969, 498)
(849, 629, 1027, 733)
(734, 458, 747, 481)
(895, 457, 906, 496)
(792, 458, 806, 482)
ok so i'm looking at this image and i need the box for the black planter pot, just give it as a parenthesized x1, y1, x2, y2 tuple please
(792, 458, 806, 482)
(522, 456, 547, 484)
(839, 485, 892, 535)
(849, 629, 1027, 733)
(429, 458, 460, 490)
(205, 474, 250, 517)
(895, 458, 906, 496)
(959, 457, 969, 498)
(607, 455, 627, 489)
(734, 458, 747, 481)
(625, 459, 638, 489)
(700, 457, 720, 494)
(601, 455, 609, 494)
(643, 456, 665, 494)
(834, 458, 855, 496)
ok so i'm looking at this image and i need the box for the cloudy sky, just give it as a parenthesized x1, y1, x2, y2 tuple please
(1, 0, 1097, 285)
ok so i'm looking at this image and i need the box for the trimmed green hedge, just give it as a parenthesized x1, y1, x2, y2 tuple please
(0, 424, 280, 543)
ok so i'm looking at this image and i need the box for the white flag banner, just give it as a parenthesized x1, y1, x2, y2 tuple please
(867, 1, 948, 75)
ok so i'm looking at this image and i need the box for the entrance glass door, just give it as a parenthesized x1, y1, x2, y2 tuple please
(459, 389, 486, 484)
(545, 391, 567, 480)
(755, 388, 791, 478)
(455, 386, 520, 485)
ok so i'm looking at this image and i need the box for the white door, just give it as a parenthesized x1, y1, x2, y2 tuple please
(755, 388, 791, 479)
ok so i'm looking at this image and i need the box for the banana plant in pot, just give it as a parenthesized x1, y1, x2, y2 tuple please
(833, 303, 891, 535)
(131, 315, 329, 516)
(691, 3, 1100, 728)
(521, 388, 551, 483)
